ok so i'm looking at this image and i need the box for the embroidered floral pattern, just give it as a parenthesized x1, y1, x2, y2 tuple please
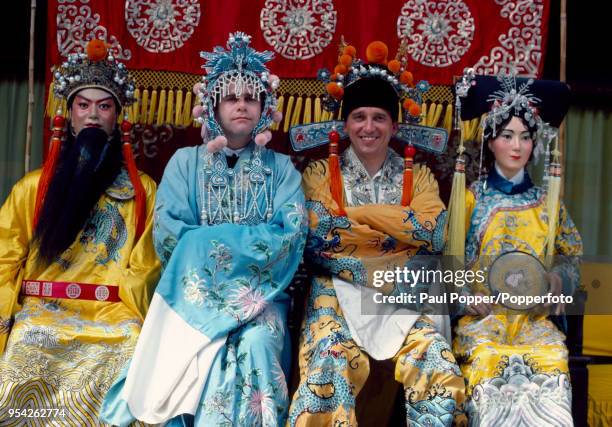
(182, 236, 300, 324)
(341, 146, 404, 206)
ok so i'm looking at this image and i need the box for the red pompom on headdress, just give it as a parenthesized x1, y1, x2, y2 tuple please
(86, 39, 108, 62)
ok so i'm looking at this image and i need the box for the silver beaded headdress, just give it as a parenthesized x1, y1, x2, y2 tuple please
(52, 40, 136, 108)
(193, 32, 280, 141)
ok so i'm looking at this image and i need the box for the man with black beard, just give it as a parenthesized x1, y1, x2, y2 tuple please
(0, 40, 160, 424)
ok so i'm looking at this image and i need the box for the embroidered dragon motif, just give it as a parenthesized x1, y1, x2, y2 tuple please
(80, 201, 127, 265)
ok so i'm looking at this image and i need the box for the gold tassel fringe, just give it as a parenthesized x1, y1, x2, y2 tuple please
(43, 79, 474, 135)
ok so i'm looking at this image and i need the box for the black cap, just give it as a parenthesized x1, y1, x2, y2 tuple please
(342, 75, 399, 121)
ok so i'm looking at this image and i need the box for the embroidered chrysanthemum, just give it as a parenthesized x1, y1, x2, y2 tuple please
(183, 271, 207, 306)
(272, 365, 289, 400)
(247, 388, 276, 425)
(230, 285, 267, 321)
(210, 241, 233, 272)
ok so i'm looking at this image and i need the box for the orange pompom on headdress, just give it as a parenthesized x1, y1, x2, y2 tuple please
(86, 39, 109, 62)
(320, 37, 424, 124)
(365, 41, 388, 65)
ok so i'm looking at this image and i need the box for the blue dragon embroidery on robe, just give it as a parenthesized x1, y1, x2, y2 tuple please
(305, 200, 367, 286)
(403, 209, 448, 254)
(399, 320, 462, 382)
(80, 201, 127, 265)
(287, 359, 355, 426)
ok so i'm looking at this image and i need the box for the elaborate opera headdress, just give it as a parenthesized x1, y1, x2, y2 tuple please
(446, 70, 571, 260)
(320, 38, 425, 122)
(192, 32, 283, 152)
(289, 38, 448, 215)
(37, 39, 146, 239)
(53, 39, 136, 108)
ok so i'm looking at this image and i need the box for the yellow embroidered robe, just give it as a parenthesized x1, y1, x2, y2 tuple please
(454, 171, 582, 426)
(0, 168, 160, 426)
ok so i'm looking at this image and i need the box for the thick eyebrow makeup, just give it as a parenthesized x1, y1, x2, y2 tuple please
(74, 94, 114, 105)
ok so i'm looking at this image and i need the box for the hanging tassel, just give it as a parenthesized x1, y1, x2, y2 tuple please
(445, 154, 466, 257)
(303, 97, 312, 124)
(139, 90, 149, 125)
(426, 102, 435, 126)
(121, 119, 146, 241)
(545, 149, 562, 268)
(165, 89, 175, 127)
(33, 114, 65, 229)
(132, 89, 141, 124)
(147, 90, 158, 125)
(328, 129, 346, 216)
(45, 82, 55, 118)
(401, 144, 416, 206)
(283, 95, 295, 133)
(445, 118, 467, 262)
(442, 103, 453, 135)
(290, 96, 303, 127)
(431, 103, 443, 127)
(182, 91, 192, 126)
(156, 89, 166, 126)
(314, 96, 322, 123)
(174, 90, 184, 126)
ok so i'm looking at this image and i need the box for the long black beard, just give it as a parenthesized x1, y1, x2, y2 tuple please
(33, 126, 123, 265)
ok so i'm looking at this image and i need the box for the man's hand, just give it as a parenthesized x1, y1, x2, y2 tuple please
(465, 292, 493, 317)
(545, 272, 564, 315)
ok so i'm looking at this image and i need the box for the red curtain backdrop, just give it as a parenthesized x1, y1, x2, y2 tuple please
(44, 0, 550, 183)
(47, 0, 550, 85)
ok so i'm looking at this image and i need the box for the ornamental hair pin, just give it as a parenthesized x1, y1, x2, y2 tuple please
(454, 68, 476, 131)
(483, 73, 542, 138)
